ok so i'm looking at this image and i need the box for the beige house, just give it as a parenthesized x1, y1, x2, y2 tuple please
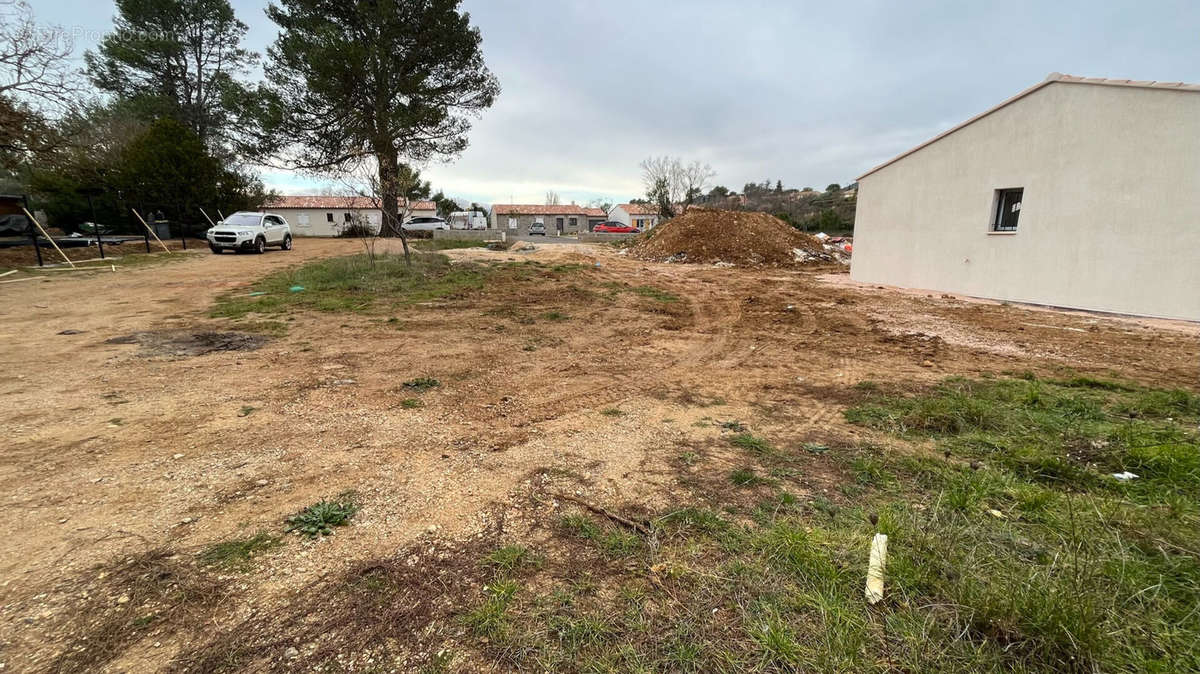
(261, 196, 437, 237)
(611, 203, 659, 229)
(851, 73, 1200, 321)
(489, 205, 594, 236)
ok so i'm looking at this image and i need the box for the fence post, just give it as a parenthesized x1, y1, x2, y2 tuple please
(24, 194, 43, 267)
(86, 192, 105, 259)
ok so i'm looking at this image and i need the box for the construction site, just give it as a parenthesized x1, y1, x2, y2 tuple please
(1, 209, 1197, 672)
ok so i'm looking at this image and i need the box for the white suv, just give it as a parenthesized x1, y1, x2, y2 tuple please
(207, 212, 293, 254)
(401, 216, 449, 232)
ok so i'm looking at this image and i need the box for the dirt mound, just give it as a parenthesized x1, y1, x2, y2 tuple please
(628, 208, 839, 267)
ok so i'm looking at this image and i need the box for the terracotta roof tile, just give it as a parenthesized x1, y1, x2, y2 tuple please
(583, 207, 607, 217)
(265, 195, 436, 211)
(618, 203, 657, 215)
(491, 204, 591, 216)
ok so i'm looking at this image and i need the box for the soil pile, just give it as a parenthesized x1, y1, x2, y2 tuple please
(628, 208, 839, 267)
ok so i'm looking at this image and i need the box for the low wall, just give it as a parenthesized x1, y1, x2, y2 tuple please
(578, 232, 639, 243)
(432, 229, 505, 242)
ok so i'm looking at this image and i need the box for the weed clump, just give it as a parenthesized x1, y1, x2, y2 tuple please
(403, 377, 441, 392)
(286, 494, 360, 538)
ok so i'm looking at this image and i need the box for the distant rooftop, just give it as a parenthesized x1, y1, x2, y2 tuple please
(265, 195, 437, 210)
(491, 204, 592, 215)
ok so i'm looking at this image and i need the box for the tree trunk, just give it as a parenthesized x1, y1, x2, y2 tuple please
(377, 146, 411, 265)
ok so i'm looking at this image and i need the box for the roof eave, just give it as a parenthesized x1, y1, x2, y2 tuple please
(856, 72, 1200, 182)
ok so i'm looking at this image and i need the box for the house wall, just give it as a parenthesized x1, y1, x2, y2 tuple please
(611, 207, 658, 229)
(263, 207, 436, 237)
(490, 212, 585, 236)
(850, 82, 1200, 321)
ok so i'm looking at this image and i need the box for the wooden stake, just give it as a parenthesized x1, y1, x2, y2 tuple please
(21, 208, 74, 267)
(198, 207, 217, 228)
(131, 209, 171, 253)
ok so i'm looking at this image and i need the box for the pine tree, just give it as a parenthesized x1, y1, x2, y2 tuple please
(262, 0, 499, 259)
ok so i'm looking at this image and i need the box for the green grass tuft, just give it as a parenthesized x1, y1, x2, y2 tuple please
(198, 532, 282, 570)
(729, 432, 774, 455)
(285, 494, 360, 538)
(402, 377, 440, 392)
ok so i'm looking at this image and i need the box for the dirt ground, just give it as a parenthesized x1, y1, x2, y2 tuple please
(1, 238, 1196, 671)
(0, 238, 192, 269)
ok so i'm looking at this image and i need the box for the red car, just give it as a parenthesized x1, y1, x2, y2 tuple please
(593, 222, 640, 233)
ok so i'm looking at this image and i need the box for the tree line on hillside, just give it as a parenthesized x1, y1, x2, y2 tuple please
(631, 157, 856, 233)
(1, 0, 498, 258)
(702, 179, 857, 233)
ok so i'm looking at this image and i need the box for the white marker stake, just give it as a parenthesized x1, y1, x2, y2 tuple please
(865, 533, 888, 604)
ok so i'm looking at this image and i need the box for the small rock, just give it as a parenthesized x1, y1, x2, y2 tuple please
(57, 518, 68, 524)
(284, 647, 299, 659)
(181, 517, 193, 524)
(172, 453, 184, 459)
(426, 525, 437, 533)
(57, 329, 84, 335)
(920, 360, 935, 368)
(255, 479, 269, 486)
(116, 595, 129, 604)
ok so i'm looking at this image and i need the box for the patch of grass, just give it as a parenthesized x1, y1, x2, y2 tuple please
(402, 377, 441, 392)
(198, 532, 283, 570)
(541, 311, 569, 321)
(629, 285, 680, 303)
(400, 398, 423, 409)
(237, 405, 257, 417)
(463, 578, 520, 639)
(484, 545, 540, 574)
(211, 253, 490, 319)
(730, 467, 767, 487)
(719, 420, 747, 432)
(561, 514, 642, 557)
(412, 239, 488, 250)
(600, 407, 625, 417)
(729, 432, 774, 455)
(437, 376, 1200, 673)
(845, 376, 1200, 497)
(285, 494, 360, 538)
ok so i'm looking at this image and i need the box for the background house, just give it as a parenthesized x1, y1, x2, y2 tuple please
(260, 196, 437, 236)
(489, 204, 592, 236)
(584, 207, 607, 231)
(851, 73, 1200, 321)
(610, 203, 659, 229)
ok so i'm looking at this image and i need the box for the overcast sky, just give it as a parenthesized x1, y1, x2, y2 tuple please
(37, 0, 1200, 205)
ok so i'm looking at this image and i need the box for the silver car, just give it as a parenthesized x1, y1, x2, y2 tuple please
(402, 216, 449, 232)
